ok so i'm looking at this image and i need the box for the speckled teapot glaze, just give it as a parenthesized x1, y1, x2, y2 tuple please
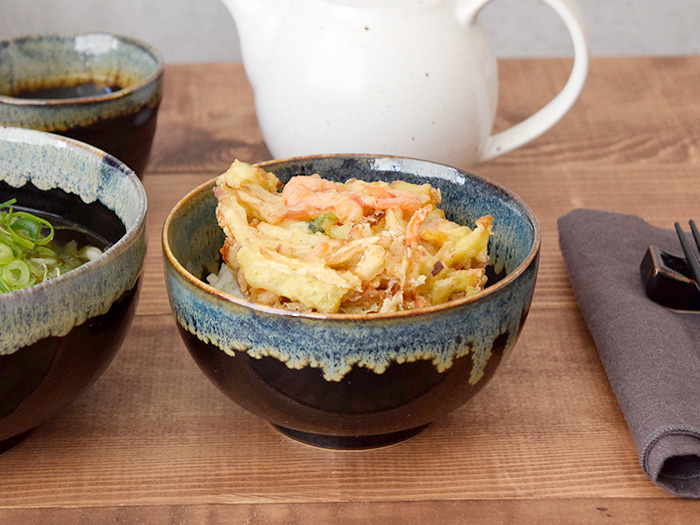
(0, 126, 147, 453)
(221, 0, 589, 168)
(163, 155, 539, 449)
(0, 33, 163, 176)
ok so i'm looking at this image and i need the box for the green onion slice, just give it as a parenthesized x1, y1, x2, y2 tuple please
(0, 198, 100, 295)
(0, 242, 12, 264)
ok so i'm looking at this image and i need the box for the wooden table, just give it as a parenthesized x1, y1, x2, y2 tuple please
(2, 58, 699, 523)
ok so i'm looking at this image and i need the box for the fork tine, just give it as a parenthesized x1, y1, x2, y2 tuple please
(690, 219, 700, 252)
(674, 222, 700, 293)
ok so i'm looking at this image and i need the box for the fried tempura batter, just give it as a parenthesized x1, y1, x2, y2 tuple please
(213, 160, 493, 314)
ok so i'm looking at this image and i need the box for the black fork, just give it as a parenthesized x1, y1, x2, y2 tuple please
(674, 220, 700, 293)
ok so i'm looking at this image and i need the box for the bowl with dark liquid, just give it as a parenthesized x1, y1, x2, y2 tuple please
(0, 126, 147, 453)
(0, 33, 163, 177)
(163, 154, 539, 449)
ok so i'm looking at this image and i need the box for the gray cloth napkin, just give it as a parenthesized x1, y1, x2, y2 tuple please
(558, 209, 700, 498)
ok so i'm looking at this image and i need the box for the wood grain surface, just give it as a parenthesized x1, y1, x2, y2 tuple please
(1, 58, 699, 523)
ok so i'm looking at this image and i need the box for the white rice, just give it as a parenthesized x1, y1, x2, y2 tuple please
(206, 264, 244, 299)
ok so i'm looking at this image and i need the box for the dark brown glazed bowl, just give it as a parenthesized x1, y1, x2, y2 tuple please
(163, 155, 539, 449)
(0, 33, 163, 177)
(0, 126, 147, 453)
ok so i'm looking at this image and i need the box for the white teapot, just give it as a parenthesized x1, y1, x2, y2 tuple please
(221, 0, 589, 168)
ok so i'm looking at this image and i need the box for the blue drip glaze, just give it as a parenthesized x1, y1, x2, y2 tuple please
(0, 126, 147, 355)
(164, 155, 539, 382)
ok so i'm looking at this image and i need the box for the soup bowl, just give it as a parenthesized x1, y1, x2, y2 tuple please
(163, 155, 539, 449)
(0, 126, 147, 453)
(0, 33, 163, 176)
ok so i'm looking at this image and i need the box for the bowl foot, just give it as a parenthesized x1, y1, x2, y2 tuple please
(0, 430, 32, 456)
(272, 424, 430, 450)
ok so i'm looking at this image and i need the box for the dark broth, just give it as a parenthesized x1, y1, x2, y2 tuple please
(11, 81, 123, 100)
(0, 181, 126, 245)
(18, 206, 113, 253)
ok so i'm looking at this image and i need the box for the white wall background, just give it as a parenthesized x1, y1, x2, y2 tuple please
(1, 0, 699, 63)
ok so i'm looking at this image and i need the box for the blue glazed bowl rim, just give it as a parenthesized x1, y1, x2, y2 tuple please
(0, 126, 147, 303)
(0, 32, 164, 107)
(163, 154, 541, 321)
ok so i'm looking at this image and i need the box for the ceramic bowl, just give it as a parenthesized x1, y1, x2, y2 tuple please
(163, 155, 539, 449)
(0, 33, 163, 176)
(0, 126, 147, 453)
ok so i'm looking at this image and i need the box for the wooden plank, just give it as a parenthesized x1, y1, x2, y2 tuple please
(2, 499, 699, 525)
(0, 308, 668, 507)
(143, 58, 700, 177)
(138, 172, 214, 316)
(145, 63, 271, 176)
(3, 57, 700, 519)
(488, 56, 700, 168)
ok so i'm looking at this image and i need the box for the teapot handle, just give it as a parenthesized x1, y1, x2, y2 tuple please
(457, 0, 590, 163)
